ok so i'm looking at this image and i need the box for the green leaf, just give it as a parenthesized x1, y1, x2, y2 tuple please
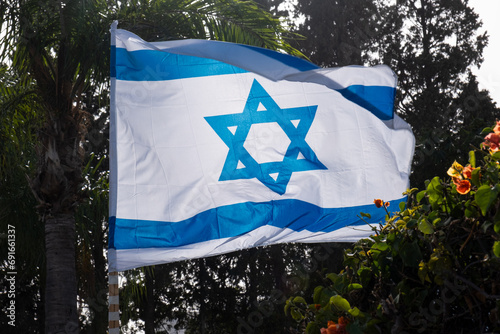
(403, 188, 419, 196)
(494, 220, 500, 234)
(357, 267, 372, 286)
(400, 240, 422, 267)
(418, 218, 434, 234)
(313, 286, 324, 304)
(348, 306, 361, 317)
(306, 322, 321, 334)
(314, 286, 336, 306)
(493, 241, 500, 258)
(465, 202, 478, 218)
(468, 150, 476, 168)
(293, 296, 307, 305)
(416, 190, 427, 203)
(284, 300, 291, 315)
(426, 177, 444, 209)
(492, 151, 500, 160)
(360, 212, 371, 219)
(406, 219, 418, 228)
(427, 176, 443, 192)
(399, 201, 406, 211)
(372, 242, 389, 251)
(428, 211, 439, 221)
(326, 273, 339, 284)
(481, 127, 494, 135)
(330, 295, 351, 311)
(348, 283, 363, 292)
(475, 185, 500, 215)
(291, 308, 303, 321)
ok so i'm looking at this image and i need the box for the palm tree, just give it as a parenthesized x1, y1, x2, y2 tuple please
(0, 65, 46, 332)
(0, 0, 301, 332)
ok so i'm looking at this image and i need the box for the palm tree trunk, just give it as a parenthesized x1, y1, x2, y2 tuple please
(90, 228, 108, 334)
(45, 213, 78, 334)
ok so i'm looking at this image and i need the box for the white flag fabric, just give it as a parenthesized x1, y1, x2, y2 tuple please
(108, 23, 415, 272)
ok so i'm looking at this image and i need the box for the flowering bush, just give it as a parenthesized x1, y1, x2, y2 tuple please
(286, 122, 500, 333)
(320, 316, 349, 334)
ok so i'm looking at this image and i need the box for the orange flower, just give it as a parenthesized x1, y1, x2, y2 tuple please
(384, 201, 390, 207)
(493, 120, 500, 135)
(374, 199, 384, 208)
(453, 178, 471, 195)
(485, 133, 500, 144)
(483, 133, 500, 152)
(320, 320, 348, 334)
(462, 165, 474, 179)
(315, 304, 322, 310)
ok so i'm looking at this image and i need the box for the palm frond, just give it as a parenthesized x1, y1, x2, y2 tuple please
(114, 0, 306, 58)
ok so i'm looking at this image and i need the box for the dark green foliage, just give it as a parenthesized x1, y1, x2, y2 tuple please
(114, 0, 304, 57)
(0, 0, 305, 332)
(117, 242, 350, 333)
(286, 124, 500, 333)
(293, 0, 380, 67)
(291, 0, 499, 189)
(253, 0, 290, 18)
(367, 0, 497, 188)
(1, 1, 499, 333)
(0, 65, 45, 333)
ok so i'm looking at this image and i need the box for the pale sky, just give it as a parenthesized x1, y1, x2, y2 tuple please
(469, 0, 500, 105)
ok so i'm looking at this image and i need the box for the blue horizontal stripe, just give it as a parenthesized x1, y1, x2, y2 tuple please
(338, 85, 395, 120)
(113, 46, 248, 81)
(112, 45, 319, 81)
(111, 47, 395, 120)
(109, 198, 406, 250)
(110, 44, 116, 78)
(239, 44, 319, 72)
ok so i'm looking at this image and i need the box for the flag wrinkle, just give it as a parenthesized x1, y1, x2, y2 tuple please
(114, 37, 396, 121)
(109, 27, 415, 270)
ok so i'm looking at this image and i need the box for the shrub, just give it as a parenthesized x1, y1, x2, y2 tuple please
(286, 122, 500, 333)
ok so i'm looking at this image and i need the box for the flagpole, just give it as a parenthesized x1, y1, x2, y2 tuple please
(109, 21, 120, 334)
(109, 271, 120, 333)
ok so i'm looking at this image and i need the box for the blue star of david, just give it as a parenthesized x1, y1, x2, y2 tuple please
(204, 79, 327, 195)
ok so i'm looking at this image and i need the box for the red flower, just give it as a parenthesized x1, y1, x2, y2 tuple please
(374, 199, 384, 208)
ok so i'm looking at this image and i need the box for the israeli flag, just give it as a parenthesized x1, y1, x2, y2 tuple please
(108, 23, 415, 271)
